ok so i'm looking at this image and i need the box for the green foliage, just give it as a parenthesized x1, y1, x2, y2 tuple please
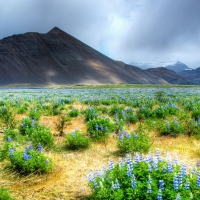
(9, 145, 53, 175)
(66, 130, 91, 150)
(28, 108, 41, 121)
(84, 107, 98, 122)
(0, 142, 15, 162)
(68, 108, 79, 117)
(87, 118, 114, 141)
(30, 126, 54, 149)
(3, 129, 23, 142)
(136, 106, 152, 120)
(0, 188, 13, 200)
(56, 114, 71, 136)
(88, 151, 200, 199)
(0, 105, 16, 129)
(155, 90, 167, 102)
(158, 119, 185, 137)
(192, 108, 200, 121)
(117, 131, 151, 154)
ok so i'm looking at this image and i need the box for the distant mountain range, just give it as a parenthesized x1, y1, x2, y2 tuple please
(0, 27, 199, 85)
(130, 61, 192, 72)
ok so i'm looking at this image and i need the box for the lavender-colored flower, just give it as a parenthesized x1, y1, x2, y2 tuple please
(180, 163, 187, 177)
(196, 174, 200, 187)
(72, 131, 76, 138)
(173, 154, 179, 165)
(127, 121, 130, 127)
(118, 133, 123, 142)
(178, 172, 183, 185)
(133, 133, 138, 139)
(184, 179, 190, 190)
(148, 163, 152, 172)
(38, 144, 42, 153)
(100, 124, 103, 131)
(119, 158, 124, 168)
(175, 193, 181, 200)
(108, 160, 114, 170)
(196, 159, 200, 167)
(147, 182, 152, 194)
(113, 179, 120, 190)
(105, 126, 108, 132)
(173, 173, 179, 190)
(95, 123, 98, 131)
(29, 143, 33, 149)
(166, 120, 170, 130)
(156, 149, 162, 162)
(7, 137, 12, 142)
(131, 175, 137, 189)
(157, 189, 163, 200)
(46, 159, 49, 164)
(127, 165, 133, 177)
(124, 131, 130, 139)
(134, 153, 140, 165)
(173, 118, 179, 127)
(159, 180, 164, 191)
(9, 148, 14, 157)
(167, 161, 173, 173)
(126, 155, 133, 171)
(152, 159, 158, 171)
(88, 171, 95, 182)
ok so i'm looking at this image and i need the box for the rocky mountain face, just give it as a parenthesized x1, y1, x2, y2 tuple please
(0, 27, 167, 85)
(177, 67, 200, 83)
(146, 67, 198, 85)
(165, 61, 191, 73)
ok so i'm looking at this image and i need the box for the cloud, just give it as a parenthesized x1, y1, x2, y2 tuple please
(0, 0, 200, 68)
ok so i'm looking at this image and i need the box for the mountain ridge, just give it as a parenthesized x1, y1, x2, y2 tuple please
(0, 27, 167, 85)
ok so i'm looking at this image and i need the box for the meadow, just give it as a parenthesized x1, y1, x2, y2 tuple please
(0, 85, 200, 199)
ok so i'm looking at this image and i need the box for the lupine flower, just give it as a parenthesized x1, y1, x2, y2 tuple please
(173, 173, 179, 190)
(95, 123, 98, 131)
(166, 152, 171, 162)
(173, 154, 179, 165)
(148, 152, 154, 163)
(175, 193, 181, 200)
(72, 131, 76, 138)
(167, 161, 173, 173)
(38, 144, 43, 153)
(46, 159, 49, 164)
(147, 182, 152, 194)
(113, 179, 120, 190)
(124, 131, 130, 139)
(119, 158, 124, 168)
(184, 179, 190, 190)
(127, 122, 130, 127)
(159, 180, 164, 191)
(126, 155, 133, 171)
(88, 171, 95, 182)
(105, 126, 108, 132)
(152, 159, 158, 171)
(157, 189, 163, 200)
(9, 148, 14, 157)
(127, 165, 133, 177)
(108, 160, 114, 170)
(134, 153, 140, 164)
(7, 137, 12, 142)
(100, 124, 103, 131)
(148, 175, 152, 185)
(148, 163, 152, 172)
(180, 163, 187, 177)
(166, 121, 170, 130)
(156, 149, 162, 162)
(131, 175, 137, 189)
(173, 118, 179, 127)
(29, 143, 33, 149)
(178, 172, 183, 185)
(133, 133, 138, 139)
(196, 159, 200, 167)
(196, 174, 200, 187)
(118, 133, 123, 142)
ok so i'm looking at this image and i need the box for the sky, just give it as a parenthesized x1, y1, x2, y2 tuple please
(0, 0, 200, 68)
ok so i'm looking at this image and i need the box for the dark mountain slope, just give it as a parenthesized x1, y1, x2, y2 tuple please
(177, 67, 200, 83)
(146, 67, 197, 85)
(0, 27, 165, 85)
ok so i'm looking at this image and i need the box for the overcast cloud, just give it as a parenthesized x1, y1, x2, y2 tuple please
(0, 0, 200, 68)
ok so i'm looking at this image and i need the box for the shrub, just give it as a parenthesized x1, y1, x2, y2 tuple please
(9, 145, 53, 175)
(117, 131, 151, 154)
(56, 114, 71, 136)
(84, 107, 98, 122)
(30, 126, 54, 149)
(0, 105, 16, 129)
(136, 106, 152, 120)
(18, 117, 38, 136)
(158, 119, 185, 137)
(28, 109, 41, 121)
(3, 129, 23, 142)
(87, 118, 114, 141)
(68, 108, 79, 117)
(66, 130, 91, 150)
(0, 188, 13, 200)
(88, 151, 200, 199)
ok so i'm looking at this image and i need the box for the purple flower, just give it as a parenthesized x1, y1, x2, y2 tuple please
(38, 144, 43, 153)
(8, 137, 12, 142)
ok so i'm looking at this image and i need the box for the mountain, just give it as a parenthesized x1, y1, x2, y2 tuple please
(177, 67, 200, 83)
(130, 61, 192, 73)
(165, 61, 192, 73)
(0, 27, 166, 85)
(146, 67, 197, 85)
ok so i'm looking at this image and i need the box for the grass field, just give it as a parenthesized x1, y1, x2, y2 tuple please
(0, 85, 200, 199)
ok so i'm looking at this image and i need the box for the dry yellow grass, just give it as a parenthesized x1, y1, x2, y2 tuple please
(0, 113, 200, 199)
